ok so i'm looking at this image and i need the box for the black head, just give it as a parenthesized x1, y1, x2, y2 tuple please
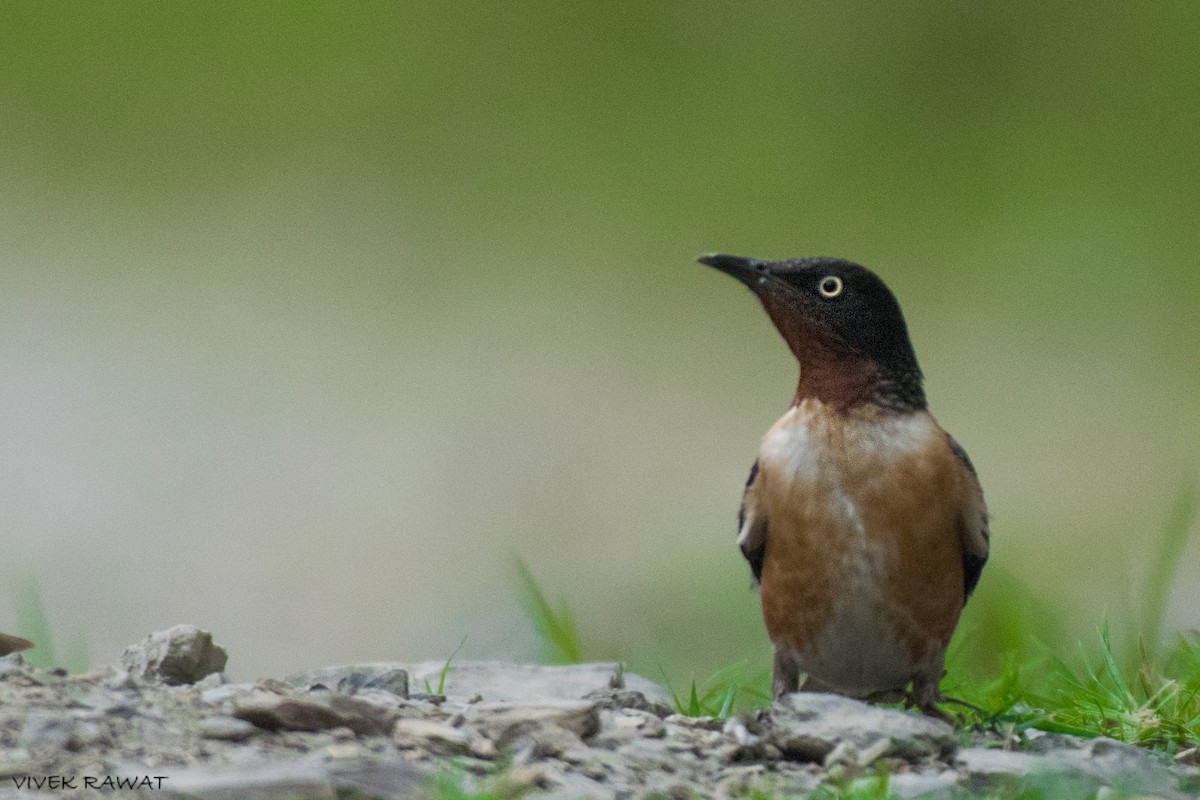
(699, 253, 925, 412)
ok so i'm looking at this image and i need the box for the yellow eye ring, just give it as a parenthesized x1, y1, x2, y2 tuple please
(818, 275, 843, 298)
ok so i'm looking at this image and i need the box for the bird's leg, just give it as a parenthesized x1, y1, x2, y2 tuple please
(909, 676, 955, 723)
(771, 647, 802, 699)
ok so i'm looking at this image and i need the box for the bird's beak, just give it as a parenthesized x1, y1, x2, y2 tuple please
(698, 253, 770, 290)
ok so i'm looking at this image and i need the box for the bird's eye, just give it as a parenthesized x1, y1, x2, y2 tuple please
(818, 276, 843, 298)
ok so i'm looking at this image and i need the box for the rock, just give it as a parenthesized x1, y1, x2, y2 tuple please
(511, 725, 590, 764)
(592, 708, 667, 748)
(392, 718, 473, 756)
(334, 668, 409, 698)
(198, 716, 259, 741)
(583, 687, 674, 717)
(193, 671, 226, 691)
(463, 699, 601, 745)
(288, 661, 670, 705)
(765, 693, 957, 763)
(956, 746, 1052, 780)
(233, 693, 397, 736)
(1056, 737, 1185, 799)
(160, 750, 427, 800)
(202, 682, 256, 706)
(0, 654, 26, 677)
(336, 687, 408, 714)
(120, 625, 228, 685)
(957, 738, 1188, 800)
(666, 713, 725, 731)
(888, 769, 960, 799)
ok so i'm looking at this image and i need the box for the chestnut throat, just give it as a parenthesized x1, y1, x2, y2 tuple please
(787, 324, 926, 414)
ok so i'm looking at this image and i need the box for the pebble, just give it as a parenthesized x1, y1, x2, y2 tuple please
(197, 715, 258, 741)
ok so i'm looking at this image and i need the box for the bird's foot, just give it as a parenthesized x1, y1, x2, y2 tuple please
(904, 682, 979, 725)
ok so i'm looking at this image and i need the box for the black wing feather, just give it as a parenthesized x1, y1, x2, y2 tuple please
(739, 459, 765, 583)
(948, 436, 989, 600)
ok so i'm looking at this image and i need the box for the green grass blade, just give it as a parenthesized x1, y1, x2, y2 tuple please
(437, 634, 468, 695)
(513, 555, 583, 664)
(1098, 622, 1131, 701)
(716, 685, 737, 719)
(657, 664, 688, 714)
(687, 680, 701, 716)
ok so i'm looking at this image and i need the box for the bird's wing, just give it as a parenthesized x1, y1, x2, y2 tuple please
(738, 459, 768, 585)
(948, 435, 989, 601)
(0, 633, 33, 657)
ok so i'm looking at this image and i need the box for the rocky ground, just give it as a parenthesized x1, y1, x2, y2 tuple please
(0, 626, 1196, 799)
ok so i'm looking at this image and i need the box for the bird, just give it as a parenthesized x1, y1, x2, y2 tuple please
(0, 633, 33, 657)
(699, 253, 988, 717)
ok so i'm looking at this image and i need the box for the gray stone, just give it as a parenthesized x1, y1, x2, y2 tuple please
(287, 660, 670, 705)
(193, 671, 226, 691)
(887, 769, 960, 799)
(322, 685, 409, 715)
(765, 693, 957, 763)
(76, 686, 139, 716)
(584, 686, 674, 717)
(392, 718, 472, 756)
(956, 746, 1053, 779)
(120, 625, 228, 685)
(593, 708, 667, 748)
(161, 750, 427, 800)
(233, 692, 397, 736)
(463, 699, 601, 744)
(333, 667, 409, 698)
(0, 655, 25, 678)
(957, 739, 1188, 800)
(507, 723, 593, 765)
(666, 713, 725, 731)
(201, 682, 256, 705)
(198, 715, 259, 741)
(1056, 737, 1185, 799)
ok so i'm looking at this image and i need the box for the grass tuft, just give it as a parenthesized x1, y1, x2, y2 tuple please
(660, 659, 770, 719)
(946, 624, 1200, 748)
(513, 556, 583, 664)
(1036, 626, 1200, 749)
(423, 634, 468, 695)
(423, 765, 516, 800)
(808, 768, 892, 800)
(941, 486, 1200, 750)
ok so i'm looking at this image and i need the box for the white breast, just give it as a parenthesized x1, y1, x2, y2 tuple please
(760, 402, 936, 482)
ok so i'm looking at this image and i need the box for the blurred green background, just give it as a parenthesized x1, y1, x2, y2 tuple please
(1, 2, 1196, 682)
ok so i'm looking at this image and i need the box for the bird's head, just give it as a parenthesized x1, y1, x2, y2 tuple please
(699, 253, 925, 412)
